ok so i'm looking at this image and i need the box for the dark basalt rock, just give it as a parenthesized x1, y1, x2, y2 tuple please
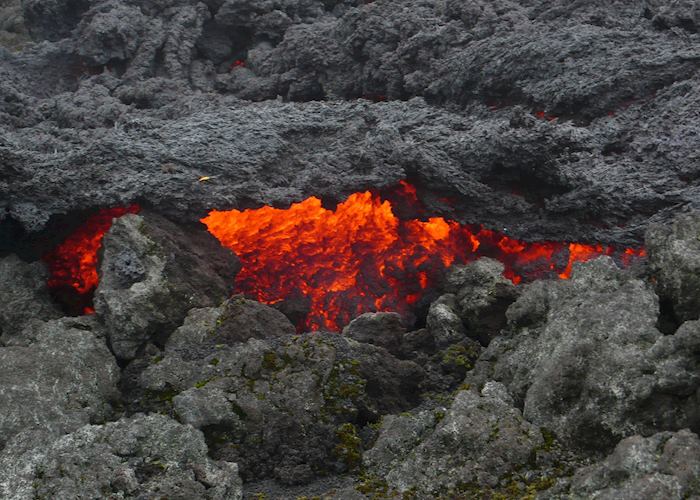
(363, 382, 546, 497)
(342, 311, 405, 356)
(444, 258, 519, 345)
(0, 0, 698, 245)
(94, 210, 240, 360)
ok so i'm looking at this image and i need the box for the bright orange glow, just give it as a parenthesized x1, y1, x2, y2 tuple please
(202, 184, 645, 331)
(43, 205, 140, 313)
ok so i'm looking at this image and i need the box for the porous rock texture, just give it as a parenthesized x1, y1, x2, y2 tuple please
(1, 0, 699, 246)
(470, 257, 700, 452)
(0, 413, 243, 500)
(2, 0, 700, 497)
(566, 429, 700, 500)
(122, 300, 424, 484)
(94, 210, 240, 360)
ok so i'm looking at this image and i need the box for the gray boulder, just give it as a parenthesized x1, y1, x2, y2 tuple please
(342, 312, 405, 356)
(0, 316, 119, 449)
(94, 211, 240, 360)
(445, 258, 518, 345)
(568, 429, 700, 500)
(426, 293, 467, 349)
(471, 257, 700, 452)
(0, 413, 242, 500)
(165, 296, 295, 359)
(365, 384, 545, 496)
(0, 255, 61, 341)
(646, 213, 700, 323)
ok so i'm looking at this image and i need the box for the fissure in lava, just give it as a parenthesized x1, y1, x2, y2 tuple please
(42, 205, 141, 314)
(201, 182, 646, 331)
(43, 183, 645, 330)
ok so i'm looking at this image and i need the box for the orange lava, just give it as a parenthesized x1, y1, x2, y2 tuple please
(202, 185, 645, 331)
(43, 205, 140, 314)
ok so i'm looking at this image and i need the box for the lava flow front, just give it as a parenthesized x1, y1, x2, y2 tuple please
(43, 205, 140, 314)
(202, 183, 645, 331)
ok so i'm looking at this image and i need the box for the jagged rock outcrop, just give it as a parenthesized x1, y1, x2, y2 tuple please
(0, 0, 699, 245)
(0, 413, 242, 500)
(567, 429, 700, 500)
(125, 304, 423, 484)
(647, 212, 700, 323)
(363, 382, 552, 497)
(94, 210, 240, 360)
(470, 257, 700, 452)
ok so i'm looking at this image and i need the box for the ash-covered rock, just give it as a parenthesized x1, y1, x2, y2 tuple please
(470, 257, 700, 452)
(0, 316, 119, 449)
(0, 413, 242, 500)
(126, 305, 423, 484)
(94, 210, 240, 360)
(567, 429, 700, 500)
(0, 255, 61, 341)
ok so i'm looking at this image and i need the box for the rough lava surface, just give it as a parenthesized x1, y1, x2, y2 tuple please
(1, 0, 699, 245)
(3, 0, 700, 499)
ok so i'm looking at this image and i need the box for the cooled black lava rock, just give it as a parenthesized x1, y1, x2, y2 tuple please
(94, 210, 240, 360)
(363, 382, 546, 496)
(0, 0, 699, 245)
(342, 311, 405, 356)
(568, 429, 700, 499)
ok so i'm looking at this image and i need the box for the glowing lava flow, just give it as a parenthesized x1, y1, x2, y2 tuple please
(202, 186, 645, 331)
(43, 205, 140, 314)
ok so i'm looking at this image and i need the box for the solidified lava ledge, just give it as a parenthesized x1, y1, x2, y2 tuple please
(2, 0, 700, 499)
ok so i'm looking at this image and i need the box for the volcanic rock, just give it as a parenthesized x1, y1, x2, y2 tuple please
(568, 429, 700, 499)
(646, 212, 700, 323)
(444, 258, 518, 345)
(471, 257, 700, 452)
(0, 413, 242, 500)
(2, 0, 700, 244)
(364, 384, 545, 496)
(94, 211, 240, 360)
(0, 255, 61, 341)
(165, 296, 296, 357)
(342, 311, 405, 356)
(426, 293, 467, 349)
(0, 316, 119, 449)
(131, 321, 423, 483)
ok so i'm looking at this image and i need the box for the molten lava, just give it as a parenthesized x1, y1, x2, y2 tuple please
(43, 205, 140, 314)
(202, 185, 645, 331)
